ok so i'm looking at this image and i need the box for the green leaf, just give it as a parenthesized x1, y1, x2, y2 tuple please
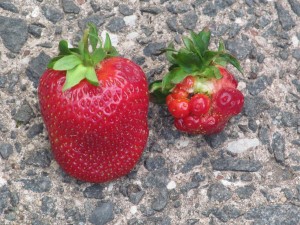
(190, 28, 211, 58)
(59, 40, 71, 55)
(69, 48, 81, 55)
(162, 67, 187, 91)
(47, 56, 64, 68)
(203, 51, 219, 66)
(62, 64, 86, 91)
(198, 28, 211, 51)
(201, 66, 222, 79)
(88, 23, 98, 51)
(218, 39, 225, 52)
(104, 33, 112, 51)
(107, 46, 118, 57)
(172, 49, 201, 73)
(217, 53, 243, 73)
(92, 47, 106, 65)
(166, 42, 177, 64)
(85, 67, 99, 86)
(53, 55, 83, 71)
(149, 80, 168, 104)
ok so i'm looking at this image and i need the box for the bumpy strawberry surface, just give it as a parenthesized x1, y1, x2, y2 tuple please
(38, 25, 149, 183)
(150, 28, 244, 135)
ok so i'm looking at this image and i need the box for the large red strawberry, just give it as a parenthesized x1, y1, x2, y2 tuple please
(150, 27, 244, 135)
(38, 24, 149, 183)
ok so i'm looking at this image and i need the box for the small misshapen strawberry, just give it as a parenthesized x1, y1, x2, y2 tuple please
(149, 27, 244, 135)
(38, 24, 149, 183)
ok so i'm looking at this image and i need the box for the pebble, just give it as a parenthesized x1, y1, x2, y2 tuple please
(271, 132, 285, 163)
(243, 95, 270, 117)
(166, 17, 183, 34)
(181, 13, 198, 30)
(61, 0, 80, 14)
(28, 24, 43, 38)
(166, 3, 191, 14)
(247, 75, 273, 96)
(27, 123, 44, 138)
(21, 175, 52, 193)
(143, 42, 166, 57)
(106, 17, 126, 33)
(226, 37, 253, 60)
(235, 184, 256, 199)
(26, 52, 51, 87)
(275, 2, 295, 31)
(83, 184, 104, 199)
(143, 168, 169, 188)
(0, 185, 11, 213)
(25, 149, 52, 168)
(211, 157, 263, 172)
(207, 183, 232, 202)
(41, 196, 57, 216)
(0, 16, 28, 53)
(89, 202, 114, 225)
(64, 206, 86, 224)
(0, 1, 18, 13)
(288, 0, 300, 17)
(0, 143, 13, 159)
(119, 4, 134, 16)
(292, 49, 300, 60)
(151, 188, 168, 212)
(202, 2, 217, 17)
(204, 132, 227, 148)
(78, 14, 105, 30)
(140, 6, 162, 15)
(181, 152, 202, 173)
(226, 138, 260, 154)
(41, 5, 64, 24)
(124, 15, 137, 27)
(167, 181, 176, 190)
(144, 155, 165, 171)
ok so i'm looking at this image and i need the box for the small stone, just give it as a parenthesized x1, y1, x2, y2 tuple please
(247, 75, 273, 96)
(207, 183, 232, 202)
(166, 17, 183, 33)
(211, 157, 263, 172)
(248, 118, 258, 132)
(292, 79, 300, 93)
(0, 143, 13, 159)
(235, 185, 256, 199)
(26, 52, 51, 87)
(181, 152, 202, 173)
(83, 184, 104, 199)
(226, 38, 253, 60)
(187, 219, 199, 225)
(27, 123, 44, 138)
(132, 56, 145, 65)
(144, 155, 165, 171)
(223, 205, 242, 219)
(140, 6, 162, 15)
(180, 181, 200, 193)
(106, 17, 126, 33)
(0, 16, 28, 53)
(140, 205, 155, 217)
(292, 49, 300, 60)
(166, 3, 191, 14)
(143, 168, 169, 188)
(271, 132, 285, 163)
(240, 173, 253, 182)
(211, 208, 229, 222)
(243, 96, 269, 117)
(279, 50, 289, 60)
(41, 5, 64, 24)
(89, 202, 114, 225)
(78, 14, 105, 30)
(204, 132, 227, 148)
(151, 189, 168, 212)
(61, 0, 80, 14)
(13, 100, 35, 124)
(0, 0, 18, 13)
(143, 42, 166, 57)
(181, 13, 198, 30)
(64, 207, 86, 224)
(202, 2, 217, 16)
(226, 138, 260, 154)
(25, 149, 52, 168)
(41, 196, 56, 216)
(21, 175, 52, 193)
(281, 111, 299, 127)
(167, 181, 176, 190)
(191, 172, 205, 183)
(281, 188, 294, 200)
(288, 0, 300, 16)
(275, 2, 295, 31)
(119, 4, 134, 16)
(28, 24, 43, 38)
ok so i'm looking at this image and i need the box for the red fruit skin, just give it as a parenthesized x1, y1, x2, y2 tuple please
(167, 98, 190, 118)
(38, 57, 149, 183)
(189, 94, 211, 116)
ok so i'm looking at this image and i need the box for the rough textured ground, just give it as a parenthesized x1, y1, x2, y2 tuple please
(1, 0, 300, 224)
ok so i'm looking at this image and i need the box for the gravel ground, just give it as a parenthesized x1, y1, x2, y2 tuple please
(1, 0, 300, 224)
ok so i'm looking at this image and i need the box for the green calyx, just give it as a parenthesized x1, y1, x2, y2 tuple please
(48, 23, 118, 91)
(149, 27, 243, 104)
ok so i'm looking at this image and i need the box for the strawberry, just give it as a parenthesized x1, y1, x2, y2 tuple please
(38, 24, 149, 183)
(149, 27, 244, 135)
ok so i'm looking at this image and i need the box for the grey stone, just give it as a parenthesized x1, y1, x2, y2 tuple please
(281, 111, 299, 127)
(26, 52, 51, 87)
(204, 132, 227, 148)
(119, 4, 134, 16)
(151, 189, 168, 212)
(140, 6, 162, 15)
(89, 202, 114, 225)
(0, 143, 13, 159)
(275, 2, 295, 31)
(28, 24, 43, 38)
(244, 204, 300, 224)
(187, 219, 199, 225)
(78, 15, 106, 30)
(260, 189, 275, 202)
(0, 0, 18, 13)
(41, 5, 64, 24)
(207, 183, 232, 202)
(132, 56, 145, 65)
(192, 172, 205, 183)
(271, 132, 285, 163)
(166, 17, 183, 33)
(140, 205, 155, 217)
(22, 176, 52, 193)
(41, 196, 56, 216)
(248, 118, 258, 132)
(27, 123, 44, 138)
(243, 96, 270, 117)
(281, 188, 294, 200)
(61, 0, 80, 14)
(279, 50, 289, 60)
(228, 23, 241, 38)
(258, 126, 270, 146)
(0, 185, 11, 213)
(64, 206, 86, 223)
(181, 153, 202, 173)
(211, 208, 229, 222)
(226, 38, 253, 60)
(223, 205, 242, 219)
(14, 142, 22, 153)
(211, 157, 263, 172)
(256, 16, 271, 29)
(247, 75, 273, 96)
(292, 49, 300, 60)
(144, 155, 165, 171)
(0, 16, 28, 53)
(90, 0, 100, 12)
(203, 2, 217, 16)
(143, 42, 166, 57)
(129, 190, 145, 205)
(83, 184, 105, 199)
(180, 181, 200, 193)
(288, 0, 300, 16)
(25, 149, 52, 168)
(292, 139, 300, 146)
(292, 79, 300, 93)
(166, 3, 191, 14)
(143, 168, 169, 188)
(106, 17, 126, 33)
(181, 13, 198, 30)
(235, 185, 256, 199)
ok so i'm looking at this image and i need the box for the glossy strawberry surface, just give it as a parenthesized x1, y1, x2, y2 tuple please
(39, 57, 149, 182)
